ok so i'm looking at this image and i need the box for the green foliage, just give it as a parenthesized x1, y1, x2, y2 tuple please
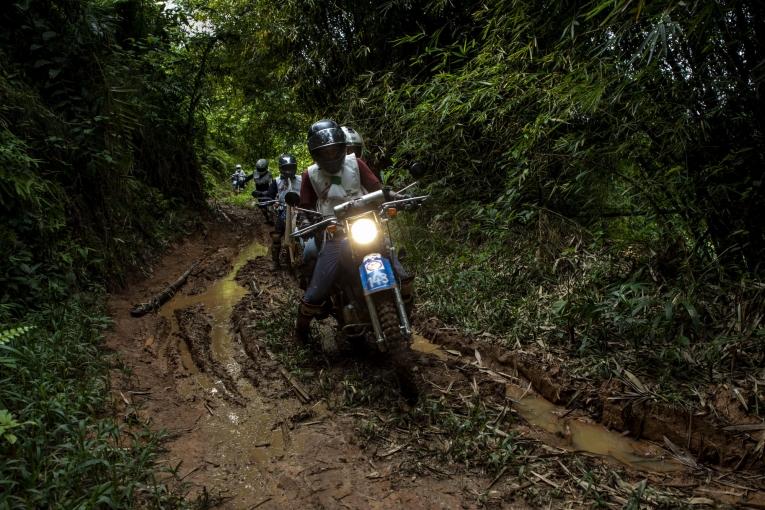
(0, 0, 205, 315)
(0, 409, 24, 446)
(0, 296, 174, 508)
(0, 325, 34, 346)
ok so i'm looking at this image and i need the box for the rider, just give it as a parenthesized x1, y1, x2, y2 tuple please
(266, 154, 302, 269)
(250, 158, 273, 224)
(294, 119, 412, 343)
(231, 164, 246, 192)
(340, 125, 381, 181)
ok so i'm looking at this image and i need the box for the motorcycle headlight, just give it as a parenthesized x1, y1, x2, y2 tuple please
(350, 218, 378, 245)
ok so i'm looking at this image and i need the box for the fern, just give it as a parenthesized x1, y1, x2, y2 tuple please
(0, 325, 33, 345)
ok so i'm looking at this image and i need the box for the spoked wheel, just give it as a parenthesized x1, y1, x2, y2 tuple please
(376, 297, 418, 404)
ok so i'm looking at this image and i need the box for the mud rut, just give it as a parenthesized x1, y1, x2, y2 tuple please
(107, 204, 764, 509)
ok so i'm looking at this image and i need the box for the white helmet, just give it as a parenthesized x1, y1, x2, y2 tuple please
(340, 126, 364, 158)
(235, 164, 242, 170)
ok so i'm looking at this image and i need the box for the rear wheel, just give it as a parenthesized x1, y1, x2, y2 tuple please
(376, 297, 418, 404)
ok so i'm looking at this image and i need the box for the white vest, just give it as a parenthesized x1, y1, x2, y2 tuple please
(308, 155, 367, 216)
(276, 175, 302, 203)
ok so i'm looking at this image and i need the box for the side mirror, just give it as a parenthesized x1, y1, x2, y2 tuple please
(284, 191, 300, 207)
(409, 161, 426, 179)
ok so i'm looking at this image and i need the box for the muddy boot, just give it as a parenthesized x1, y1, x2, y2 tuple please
(400, 277, 415, 316)
(270, 233, 282, 270)
(295, 300, 322, 344)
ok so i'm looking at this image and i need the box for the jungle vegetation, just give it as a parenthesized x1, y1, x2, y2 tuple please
(1, 0, 763, 506)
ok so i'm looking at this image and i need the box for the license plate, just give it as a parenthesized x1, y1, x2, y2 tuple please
(359, 253, 396, 295)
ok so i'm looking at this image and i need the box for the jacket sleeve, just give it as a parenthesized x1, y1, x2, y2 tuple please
(358, 159, 381, 192)
(299, 172, 317, 210)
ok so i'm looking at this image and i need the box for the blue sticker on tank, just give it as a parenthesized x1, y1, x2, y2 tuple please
(359, 253, 396, 295)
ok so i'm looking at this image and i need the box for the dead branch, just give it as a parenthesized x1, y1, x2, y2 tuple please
(130, 261, 200, 317)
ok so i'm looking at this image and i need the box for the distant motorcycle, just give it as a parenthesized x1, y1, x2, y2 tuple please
(231, 174, 246, 193)
(252, 192, 275, 224)
(261, 193, 306, 277)
(289, 187, 427, 400)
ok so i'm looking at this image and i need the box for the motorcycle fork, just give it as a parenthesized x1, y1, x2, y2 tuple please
(393, 285, 411, 337)
(363, 294, 387, 350)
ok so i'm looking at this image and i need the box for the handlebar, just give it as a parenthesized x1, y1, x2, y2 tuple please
(380, 195, 428, 210)
(289, 192, 428, 239)
(291, 217, 338, 238)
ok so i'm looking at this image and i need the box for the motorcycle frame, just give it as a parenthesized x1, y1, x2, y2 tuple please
(343, 210, 411, 350)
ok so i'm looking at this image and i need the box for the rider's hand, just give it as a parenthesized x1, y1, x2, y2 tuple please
(384, 186, 410, 201)
(296, 213, 311, 228)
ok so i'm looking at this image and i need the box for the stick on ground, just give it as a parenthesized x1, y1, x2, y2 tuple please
(130, 261, 199, 317)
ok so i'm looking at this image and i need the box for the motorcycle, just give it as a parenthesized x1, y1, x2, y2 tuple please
(251, 192, 275, 224)
(288, 187, 428, 400)
(231, 174, 246, 193)
(260, 194, 309, 279)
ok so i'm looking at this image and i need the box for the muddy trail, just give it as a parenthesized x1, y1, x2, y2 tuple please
(107, 204, 765, 509)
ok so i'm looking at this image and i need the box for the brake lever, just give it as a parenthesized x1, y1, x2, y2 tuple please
(290, 217, 337, 239)
(395, 181, 419, 194)
(290, 206, 325, 217)
(380, 195, 429, 210)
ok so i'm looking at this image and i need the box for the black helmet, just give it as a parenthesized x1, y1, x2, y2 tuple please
(341, 126, 364, 158)
(278, 153, 297, 179)
(255, 159, 269, 173)
(307, 119, 346, 174)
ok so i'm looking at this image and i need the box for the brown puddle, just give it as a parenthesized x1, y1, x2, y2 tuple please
(160, 241, 268, 375)
(410, 334, 684, 474)
(158, 241, 300, 466)
(506, 385, 685, 473)
(411, 333, 448, 360)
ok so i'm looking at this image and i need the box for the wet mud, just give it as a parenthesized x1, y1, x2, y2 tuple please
(416, 316, 764, 471)
(106, 203, 765, 509)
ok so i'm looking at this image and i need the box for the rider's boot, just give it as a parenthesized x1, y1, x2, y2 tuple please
(270, 233, 281, 270)
(295, 300, 322, 344)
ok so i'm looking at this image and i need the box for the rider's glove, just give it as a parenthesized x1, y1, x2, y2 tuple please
(296, 213, 312, 228)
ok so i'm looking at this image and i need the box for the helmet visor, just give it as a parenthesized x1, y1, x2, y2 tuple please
(280, 164, 297, 179)
(312, 144, 346, 163)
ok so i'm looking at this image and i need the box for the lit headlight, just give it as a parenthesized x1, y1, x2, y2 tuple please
(350, 218, 378, 245)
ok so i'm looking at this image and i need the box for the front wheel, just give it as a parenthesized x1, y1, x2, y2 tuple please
(376, 297, 418, 404)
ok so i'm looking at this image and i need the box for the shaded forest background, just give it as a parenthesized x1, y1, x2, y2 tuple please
(1, 0, 763, 506)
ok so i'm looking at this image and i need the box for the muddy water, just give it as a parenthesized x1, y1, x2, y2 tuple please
(506, 386, 685, 473)
(411, 334, 684, 473)
(411, 333, 448, 360)
(158, 241, 303, 468)
(160, 241, 268, 376)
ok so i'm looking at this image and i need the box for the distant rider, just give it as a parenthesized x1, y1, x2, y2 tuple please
(340, 125, 381, 181)
(250, 158, 273, 224)
(266, 154, 302, 270)
(294, 119, 412, 343)
(231, 164, 246, 192)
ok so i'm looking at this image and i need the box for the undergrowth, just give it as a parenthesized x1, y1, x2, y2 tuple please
(0, 296, 184, 508)
(399, 210, 765, 411)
